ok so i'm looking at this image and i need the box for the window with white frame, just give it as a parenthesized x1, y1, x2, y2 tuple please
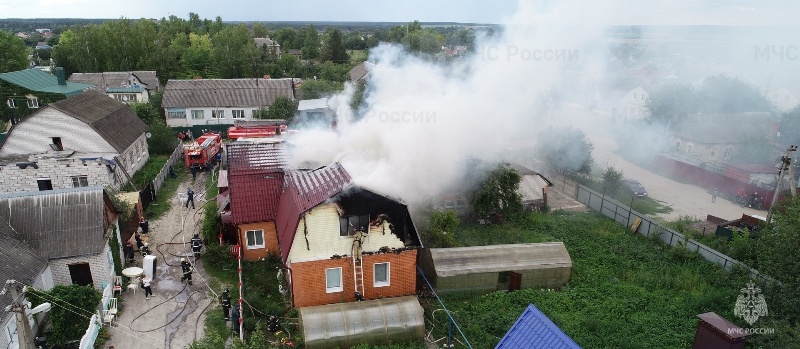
(245, 229, 264, 249)
(141, 139, 147, 155)
(191, 110, 205, 119)
(232, 110, 245, 118)
(325, 267, 343, 293)
(168, 110, 187, 119)
(212, 110, 225, 118)
(27, 98, 39, 108)
(6, 99, 16, 108)
(129, 152, 135, 166)
(135, 144, 140, 159)
(374, 262, 390, 287)
(71, 175, 89, 187)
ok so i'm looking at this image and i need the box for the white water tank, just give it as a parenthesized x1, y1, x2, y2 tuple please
(143, 255, 157, 279)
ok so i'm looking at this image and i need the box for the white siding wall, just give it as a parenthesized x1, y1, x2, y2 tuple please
(120, 133, 150, 176)
(0, 109, 116, 155)
(0, 265, 55, 349)
(49, 243, 113, 291)
(0, 157, 119, 194)
(288, 203, 405, 263)
(166, 106, 263, 127)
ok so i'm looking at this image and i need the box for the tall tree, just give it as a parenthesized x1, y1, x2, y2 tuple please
(321, 28, 349, 63)
(469, 163, 523, 220)
(0, 30, 28, 73)
(266, 96, 298, 120)
(28, 285, 102, 347)
(211, 24, 259, 78)
(301, 25, 320, 60)
(252, 22, 269, 38)
(758, 196, 800, 323)
(536, 126, 594, 177)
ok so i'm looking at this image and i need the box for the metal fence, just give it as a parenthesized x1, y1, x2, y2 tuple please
(548, 171, 767, 280)
(153, 141, 183, 195)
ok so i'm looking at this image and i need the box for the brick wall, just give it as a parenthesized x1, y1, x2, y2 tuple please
(238, 221, 279, 260)
(290, 249, 417, 308)
(49, 244, 113, 291)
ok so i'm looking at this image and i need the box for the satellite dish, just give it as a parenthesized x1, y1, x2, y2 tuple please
(29, 302, 51, 315)
(122, 95, 128, 101)
(146, 132, 152, 138)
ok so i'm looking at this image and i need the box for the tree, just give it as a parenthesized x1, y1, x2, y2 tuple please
(301, 25, 320, 60)
(266, 96, 298, 120)
(602, 165, 624, 194)
(211, 24, 259, 79)
(424, 210, 459, 247)
(536, 126, 594, 177)
(758, 196, 800, 323)
(28, 285, 102, 347)
(147, 121, 178, 155)
(350, 79, 367, 115)
(300, 79, 343, 99)
(778, 106, 800, 147)
(252, 22, 269, 38)
(321, 28, 349, 63)
(645, 84, 694, 127)
(0, 30, 29, 73)
(469, 163, 523, 220)
(316, 61, 350, 82)
(273, 27, 299, 50)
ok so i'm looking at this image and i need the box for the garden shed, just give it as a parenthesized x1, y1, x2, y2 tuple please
(299, 296, 425, 349)
(419, 242, 572, 293)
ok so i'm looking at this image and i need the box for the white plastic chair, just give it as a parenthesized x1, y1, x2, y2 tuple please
(127, 277, 139, 294)
(102, 309, 115, 326)
(112, 276, 123, 296)
(107, 298, 118, 317)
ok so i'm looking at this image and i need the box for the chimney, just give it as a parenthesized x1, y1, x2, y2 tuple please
(194, 76, 202, 80)
(263, 75, 271, 79)
(55, 67, 66, 85)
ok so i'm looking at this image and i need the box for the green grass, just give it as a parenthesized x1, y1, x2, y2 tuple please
(428, 211, 795, 349)
(349, 49, 368, 64)
(578, 179, 673, 215)
(125, 155, 169, 190)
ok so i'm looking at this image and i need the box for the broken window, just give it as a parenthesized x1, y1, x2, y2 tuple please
(71, 175, 89, 188)
(374, 262, 390, 287)
(325, 267, 342, 293)
(37, 178, 53, 191)
(50, 137, 63, 151)
(339, 215, 369, 236)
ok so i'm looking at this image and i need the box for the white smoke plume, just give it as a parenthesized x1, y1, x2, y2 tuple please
(288, 1, 608, 205)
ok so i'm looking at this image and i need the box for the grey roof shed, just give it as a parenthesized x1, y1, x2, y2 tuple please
(0, 230, 49, 324)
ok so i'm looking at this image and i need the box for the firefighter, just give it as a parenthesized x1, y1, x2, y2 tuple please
(221, 288, 232, 320)
(191, 233, 203, 260)
(352, 229, 364, 261)
(141, 243, 151, 257)
(231, 303, 241, 334)
(180, 258, 193, 285)
(267, 312, 280, 332)
(139, 217, 149, 234)
(185, 188, 195, 209)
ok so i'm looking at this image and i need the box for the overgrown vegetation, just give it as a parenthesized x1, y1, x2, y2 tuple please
(430, 211, 798, 348)
(536, 126, 594, 178)
(469, 163, 523, 222)
(422, 209, 460, 248)
(144, 160, 187, 220)
(108, 225, 123, 276)
(201, 166, 221, 244)
(28, 285, 102, 347)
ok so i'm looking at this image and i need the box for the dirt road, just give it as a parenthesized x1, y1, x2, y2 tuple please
(105, 172, 219, 349)
(578, 107, 766, 222)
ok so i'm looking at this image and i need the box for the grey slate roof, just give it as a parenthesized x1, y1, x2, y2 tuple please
(673, 112, 775, 144)
(49, 90, 148, 153)
(0, 186, 109, 259)
(0, 229, 48, 322)
(348, 61, 374, 82)
(161, 78, 295, 108)
(68, 71, 160, 90)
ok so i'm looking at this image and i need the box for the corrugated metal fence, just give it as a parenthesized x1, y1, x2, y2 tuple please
(547, 171, 768, 280)
(153, 141, 183, 195)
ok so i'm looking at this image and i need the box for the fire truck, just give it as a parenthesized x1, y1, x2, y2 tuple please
(184, 132, 222, 170)
(227, 120, 288, 141)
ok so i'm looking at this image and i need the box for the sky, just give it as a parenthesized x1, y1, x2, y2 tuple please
(0, 0, 798, 25)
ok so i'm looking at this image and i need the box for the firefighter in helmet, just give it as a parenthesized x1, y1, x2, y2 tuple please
(180, 258, 193, 285)
(221, 287, 232, 320)
(191, 233, 203, 259)
(141, 242, 151, 257)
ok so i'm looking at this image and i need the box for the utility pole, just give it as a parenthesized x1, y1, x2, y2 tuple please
(2, 280, 36, 349)
(767, 145, 797, 223)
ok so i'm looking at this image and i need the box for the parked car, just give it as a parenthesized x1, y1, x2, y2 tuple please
(621, 179, 648, 197)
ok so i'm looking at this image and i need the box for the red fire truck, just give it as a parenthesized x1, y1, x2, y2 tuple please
(227, 120, 288, 141)
(184, 132, 222, 170)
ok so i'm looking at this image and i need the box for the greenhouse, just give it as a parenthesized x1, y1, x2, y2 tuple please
(299, 296, 425, 349)
(419, 242, 573, 293)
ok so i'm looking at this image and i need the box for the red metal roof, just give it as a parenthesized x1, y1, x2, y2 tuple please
(275, 163, 351, 262)
(227, 142, 288, 224)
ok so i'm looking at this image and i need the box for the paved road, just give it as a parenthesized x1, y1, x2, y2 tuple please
(574, 105, 767, 222)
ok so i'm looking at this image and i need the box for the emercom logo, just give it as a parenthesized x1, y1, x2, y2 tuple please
(734, 282, 768, 325)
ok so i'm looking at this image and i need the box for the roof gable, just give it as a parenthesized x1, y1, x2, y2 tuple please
(0, 186, 110, 259)
(161, 78, 295, 108)
(496, 304, 582, 349)
(275, 163, 351, 262)
(0, 230, 48, 319)
(348, 62, 374, 82)
(49, 90, 148, 152)
(68, 71, 159, 90)
(0, 68, 92, 95)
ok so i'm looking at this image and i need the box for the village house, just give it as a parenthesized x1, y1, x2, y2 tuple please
(347, 61, 375, 83)
(275, 163, 422, 308)
(0, 67, 93, 122)
(161, 78, 296, 128)
(671, 112, 776, 163)
(254, 37, 281, 57)
(295, 98, 335, 128)
(0, 90, 149, 193)
(766, 87, 800, 113)
(611, 86, 650, 121)
(68, 71, 160, 104)
(0, 186, 121, 291)
(224, 141, 288, 260)
(0, 232, 54, 349)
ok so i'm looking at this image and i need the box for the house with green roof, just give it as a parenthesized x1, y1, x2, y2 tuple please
(0, 67, 93, 124)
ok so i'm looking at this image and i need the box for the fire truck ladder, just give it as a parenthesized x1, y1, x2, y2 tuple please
(352, 244, 365, 299)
